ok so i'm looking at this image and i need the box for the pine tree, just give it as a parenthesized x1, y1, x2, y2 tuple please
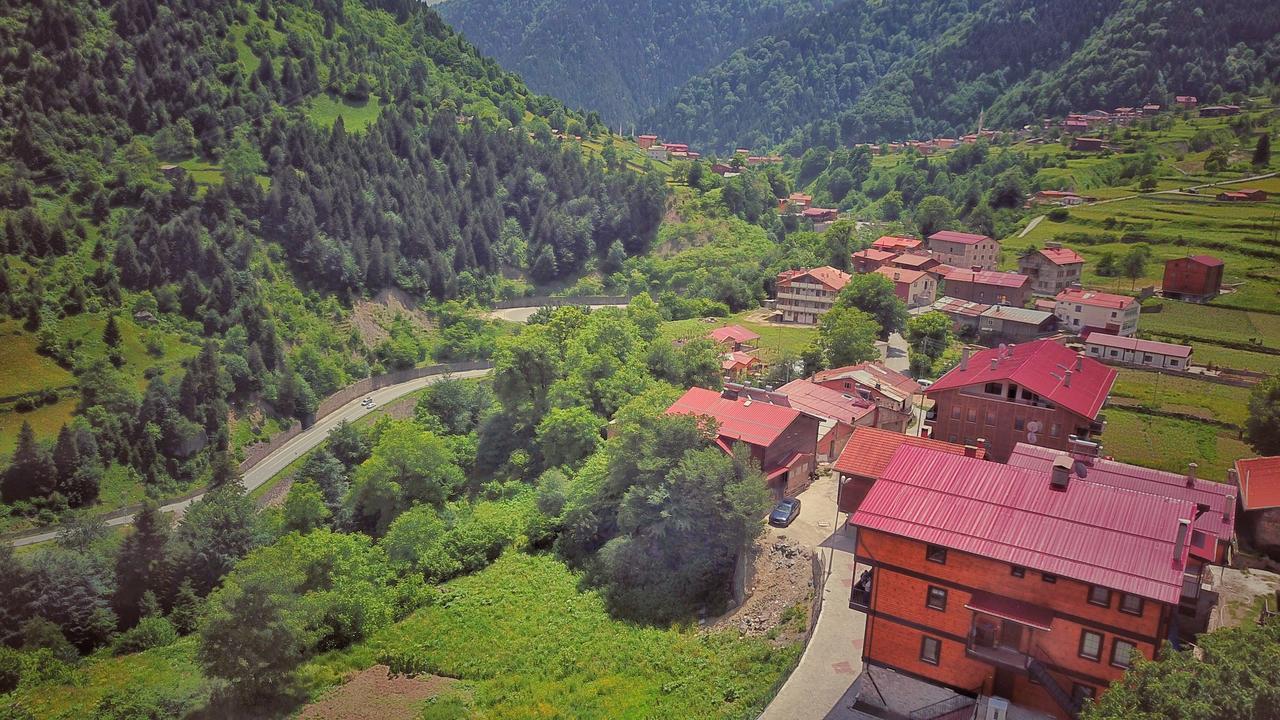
(2, 422, 56, 503)
(103, 314, 122, 349)
(114, 500, 173, 628)
(52, 425, 80, 489)
(169, 579, 201, 635)
(1255, 133, 1272, 167)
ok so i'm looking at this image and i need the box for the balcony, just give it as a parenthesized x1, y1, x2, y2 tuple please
(850, 569, 872, 610)
(966, 624, 1030, 671)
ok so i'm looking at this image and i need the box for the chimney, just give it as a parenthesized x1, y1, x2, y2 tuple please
(1006, 343, 1016, 358)
(1075, 352, 1085, 371)
(990, 357, 999, 371)
(722, 383, 742, 400)
(1046, 241, 1062, 249)
(960, 346, 970, 371)
(964, 444, 978, 458)
(977, 438, 987, 454)
(1227, 468, 1239, 487)
(1063, 370, 1072, 387)
(971, 265, 983, 273)
(1050, 455, 1072, 490)
(1186, 462, 1198, 487)
(1173, 518, 1192, 566)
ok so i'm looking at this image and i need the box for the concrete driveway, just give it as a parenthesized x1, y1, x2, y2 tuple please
(760, 471, 870, 720)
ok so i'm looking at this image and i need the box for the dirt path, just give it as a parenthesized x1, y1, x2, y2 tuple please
(298, 665, 456, 720)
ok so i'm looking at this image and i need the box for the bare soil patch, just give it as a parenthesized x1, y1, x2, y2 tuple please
(350, 288, 434, 348)
(298, 664, 455, 720)
(709, 536, 814, 646)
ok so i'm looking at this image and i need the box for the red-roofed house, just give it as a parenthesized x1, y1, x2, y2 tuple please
(888, 253, 943, 276)
(941, 268, 1031, 308)
(1083, 333, 1192, 370)
(775, 379, 880, 460)
(776, 266, 852, 324)
(850, 446, 1200, 718)
(636, 134, 659, 149)
(1233, 457, 1280, 556)
(1162, 255, 1225, 303)
(832, 426, 981, 512)
(1018, 243, 1085, 296)
(1176, 95, 1198, 108)
(1071, 137, 1106, 152)
(924, 339, 1117, 462)
(721, 351, 758, 379)
(851, 247, 899, 274)
(707, 324, 760, 351)
(874, 266, 937, 308)
(1054, 288, 1140, 336)
(802, 207, 840, 225)
(873, 236, 923, 253)
(814, 362, 922, 415)
(926, 231, 1001, 271)
(779, 192, 813, 213)
(666, 386, 819, 498)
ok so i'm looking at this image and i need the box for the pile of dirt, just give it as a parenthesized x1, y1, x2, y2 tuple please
(350, 288, 434, 349)
(709, 536, 814, 644)
(298, 665, 456, 720)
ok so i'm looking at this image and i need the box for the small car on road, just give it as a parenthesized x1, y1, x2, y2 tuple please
(768, 498, 801, 527)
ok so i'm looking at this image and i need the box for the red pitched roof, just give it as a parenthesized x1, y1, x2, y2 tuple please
(930, 296, 991, 318)
(778, 266, 851, 292)
(873, 236, 923, 251)
(1187, 255, 1224, 268)
(942, 268, 1029, 288)
(1038, 247, 1085, 266)
(924, 339, 1117, 419)
(815, 362, 922, 398)
(852, 447, 1197, 603)
(1236, 456, 1280, 511)
(929, 230, 994, 246)
(1008, 443, 1235, 560)
(777, 380, 875, 426)
(874, 266, 927, 285)
(666, 387, 801, 448)
(833, 426, 978, 479)
(1084, 333, 1191, 358)
(707, 325, 760, 345)
(891, 253, 937, 269)
(721, 351, 757, 372)
(852, 248, 898, 263)
(1056, 288, 1136, 310)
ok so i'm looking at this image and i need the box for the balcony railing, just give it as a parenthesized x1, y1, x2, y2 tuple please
(850, 569, 872, 610)
(965, 639, 1031, 671)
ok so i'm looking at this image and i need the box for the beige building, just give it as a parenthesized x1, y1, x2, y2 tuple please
(1018, 243, 1085, 296)
(776, 266, 852, 325)
(927, 230, 1001, 271)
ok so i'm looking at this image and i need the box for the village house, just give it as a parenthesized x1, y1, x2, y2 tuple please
(874, 266, 937, 308)
(1018, 244, 1086, 297)
(665, 386, 818, 498)
(941, 267, 1031, 308)
(927, 231, 1001, 271)
(1233, 457, 1280, 557)
(1030, 190, 1089, 206)
(803, 207, 840, 230)
(721, 351, 758, 380)
(923, 339, 1117, 462)
(814, 361, 922, 417)
(1176, 95, 1198, 108)
(1162, 255, 1224, 303)
(778, 192, 813, 213)
(1054, 287, 1140, 337)
(1215, 188, 1267, 202)
(922, 296, 991, 336)
(636, 134, 659, 149)
(977, 305, 1057, 343)
(774, 379, 882, 461)
(775, 266, 851, 324)
(850, 444, 1216, 719)
(851, 247, 899, 273)
(707, 324, 760, 352)
(873, 235, 924, 253)
(1142, 103, 1162, 115)
(832, 426, 982, 512)
(710, 162, 736, 177)
(1071, 137, 1106, 152)
(746, 155, 784, 166)
(888, 252, 943, 277)
(1199, 105, 1241, 117)
(645, 146, 668, 160)
(1084, 334, 1192, 370)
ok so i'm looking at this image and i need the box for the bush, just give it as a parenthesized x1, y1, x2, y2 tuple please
(17, 649, 83, 688)
(0, 648, 21, 694)
(1047, 208, 1069, 222)
(112, 616, 178, 655)
(89, 686, 201, 720)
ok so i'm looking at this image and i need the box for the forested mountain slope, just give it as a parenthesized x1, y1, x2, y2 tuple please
(0, 0, 664, 527)
(435, 0, 833, 125)
(652, 0, 1280, 151)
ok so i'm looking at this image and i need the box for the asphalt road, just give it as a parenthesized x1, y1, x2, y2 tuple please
(10, 368, 491, 548)
(485, 304, 629, 323)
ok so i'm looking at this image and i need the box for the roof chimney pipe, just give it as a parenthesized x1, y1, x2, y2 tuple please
(960, 346, 970, 371)
(1186, 462, 1198, 488)
(1050, 455, 1072, 491)
(990, 358, 999, 371)
(1075, 352, 1085, 371)
(1173, 518, 1192, 567)
(1063, 370, 1072, 387)
(964, 444, 978, 458)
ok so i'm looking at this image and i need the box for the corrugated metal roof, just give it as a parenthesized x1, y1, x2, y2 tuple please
(778, 266, 851, 291)
(708, 325, 760, 344)
(666, 387, 801, 448)
(942, 268, 1029, 288)
(980, 305, 1054, 325)
(851, 447, 1196, 603)
(929, 230, 993, 246)
(1056, 288, 1136, 310)
(833, 426, 979, 478)
(777, 380, 875, 426)
(1236, 456, 1280, 511)
(814, 362, 922, 399)
(1039, 247, 1085, 266)
(1083, 333, 1192, 358)
(929, 296, 992, 318)
(924, 339, 1116, 420)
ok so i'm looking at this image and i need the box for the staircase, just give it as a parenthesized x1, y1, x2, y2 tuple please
(1027, 657, 1081, 718)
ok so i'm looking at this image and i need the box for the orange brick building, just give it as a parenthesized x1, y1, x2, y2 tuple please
(850, 447, 1201, 718)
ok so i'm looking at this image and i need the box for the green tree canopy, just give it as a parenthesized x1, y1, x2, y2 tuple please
(1245, 374, 1280, 455)
(818, 306, 881, 368)
(834, 273, 908, 339)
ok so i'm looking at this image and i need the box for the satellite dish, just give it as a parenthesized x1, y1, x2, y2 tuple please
(1027, 421, 1042, 433)
(1073, 460, 1090, 478)
(1027, 433, 1038, 444)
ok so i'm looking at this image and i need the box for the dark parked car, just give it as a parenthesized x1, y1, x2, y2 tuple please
(769, 498, 801, 527)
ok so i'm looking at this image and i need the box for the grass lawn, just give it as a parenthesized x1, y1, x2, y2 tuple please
(0, 323, 75, 398)
(661, 312, 816, 366)
(16, 554, 799, 720)
(1139, 302, 1280, 350)
(1185, 343, 1280, 374)
(1110, 368, 1252, 426)
(1100, 407, 1251, 481)
(306, 93, 384, 131)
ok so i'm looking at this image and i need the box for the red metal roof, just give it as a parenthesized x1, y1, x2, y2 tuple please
(942, 268, 1029, 288)
(1008, 443, 1236, 558)
(1038, 247, 1085, 266)
(930, 296, 991, 318)
(1236, 456, 1280, 511)
(874, 266, 927, 285)
(853, 248, 899, 262)
(1084, 333, 1192, 358)
(666, 387, 801, 449)
(965, 590, 1054, 631)
(721, 351, 757, 372)
(708, 325, 761, 345)
(777, 266, 851, 292)
(1187, 254, 1224, 267)
(924, 339, 1117, 419)
(833, 426, 979, 479)
(1056, 288, 1136, 310)
(814, 362, 922, 399)
(890, 253, 936, 268)
(873, 236, 923, 251)
(929, 230, 993, 246)
(777, 379, 875, 426)
(852, 447, 1197, 603)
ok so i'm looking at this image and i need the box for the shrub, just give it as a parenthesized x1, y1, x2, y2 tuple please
(0, 648, 20, 694)
(112, 616, 178, 655)
(18, 649, 83, 688)
(1047, 208, 1069, 222)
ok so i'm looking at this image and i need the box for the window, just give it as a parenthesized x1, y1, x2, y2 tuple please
(1072, 684, 1097, 707)
(1014, 417, 1025, 431)
(1088, 586, 1111, 607)
(926, 545, 947, 564)
(1170, 359, 1180, 367)
(1079, 630, 1103, 661)
(951, 405, 962, 420)
(1011, 565, 1026, 578)
(967, 408, 977, 423)
(926, 586, 948, 611)
(1110, 349, 1119, 357)
(985, 411, 997, 426)
(1049, 423, 1061, 438)
(1120, 594, 1144, 616)
(984, 382, 1003, 395)
(920, 636, 941, 665)
(1042, 573, 1058, 584)
(1111, 639, 1138, 668)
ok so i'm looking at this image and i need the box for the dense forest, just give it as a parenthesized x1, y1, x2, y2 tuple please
(651, 0, 1280, 151)
(0, 0, 664, 527)
(436, 0, 833, 125)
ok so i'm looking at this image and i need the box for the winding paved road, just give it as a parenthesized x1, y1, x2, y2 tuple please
(10, 368, 491, 548)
